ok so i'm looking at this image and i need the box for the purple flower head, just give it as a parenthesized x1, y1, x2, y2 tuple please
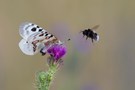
(47, 44, 67, 61)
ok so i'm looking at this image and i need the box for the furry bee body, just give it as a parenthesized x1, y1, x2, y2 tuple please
(81, 28, 99, 42)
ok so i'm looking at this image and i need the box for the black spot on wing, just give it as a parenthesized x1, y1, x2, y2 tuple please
(48, 34, 53, 38)
(45, 33, 48, 36)
(31, 23, 34, 26)
(37, 26, 40, 28)
(31, 27, 37, 32)
(39, 33, 44, 37)
(39, 29, 43, 32)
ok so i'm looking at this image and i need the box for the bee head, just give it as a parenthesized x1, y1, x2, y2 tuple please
(82, 30, 88, 35)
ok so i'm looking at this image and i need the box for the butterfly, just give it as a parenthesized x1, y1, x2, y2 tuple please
(19, 22, 63, 55)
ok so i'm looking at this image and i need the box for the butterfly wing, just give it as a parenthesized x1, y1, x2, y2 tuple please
(19, 22, 48, 55)
(19, 39, 37, 55)
(27, 32, 48, 43)
(19, 39, 45, 55)
(19, 22, 47, 40)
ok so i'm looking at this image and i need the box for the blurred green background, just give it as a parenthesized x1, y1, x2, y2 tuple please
(0, 0, 135, 90)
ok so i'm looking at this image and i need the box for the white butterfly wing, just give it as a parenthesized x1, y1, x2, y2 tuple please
(19, 39, 44, 55)
(19, 22, 47, 40)
(19, 39, 36, 55)
(27, 32, 48, 43)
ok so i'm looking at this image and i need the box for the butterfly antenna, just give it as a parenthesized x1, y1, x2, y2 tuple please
(67, 38, 71, 41)
(60, 38, 71, 45)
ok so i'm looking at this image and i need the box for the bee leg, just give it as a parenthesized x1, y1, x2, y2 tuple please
(91, 39, 93, 42)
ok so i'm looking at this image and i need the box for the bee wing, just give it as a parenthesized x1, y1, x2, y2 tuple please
(91, 25, 100, 30)
(19, 22, 47, 40)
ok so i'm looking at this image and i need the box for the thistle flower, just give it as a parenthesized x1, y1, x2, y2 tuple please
(47, 44, 67, 61)
(36, 44, 67, 90)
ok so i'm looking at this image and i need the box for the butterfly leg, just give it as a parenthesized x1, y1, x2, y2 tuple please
(40, 49, 46, 56)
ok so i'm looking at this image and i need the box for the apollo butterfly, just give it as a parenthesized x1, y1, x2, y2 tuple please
(19, 22, 63, 55)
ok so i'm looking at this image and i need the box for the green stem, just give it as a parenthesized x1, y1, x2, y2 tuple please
(36, 65, 57, 90)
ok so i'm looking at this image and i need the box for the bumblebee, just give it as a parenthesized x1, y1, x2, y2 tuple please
(81, 25, 99, 42)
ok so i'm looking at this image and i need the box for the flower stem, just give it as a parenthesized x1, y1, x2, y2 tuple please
(36, 65, 57, 90)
